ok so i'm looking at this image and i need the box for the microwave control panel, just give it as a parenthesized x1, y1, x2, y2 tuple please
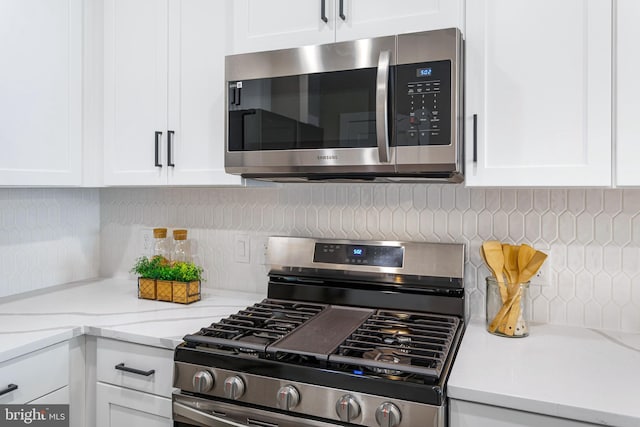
(395, 60, 451, 146)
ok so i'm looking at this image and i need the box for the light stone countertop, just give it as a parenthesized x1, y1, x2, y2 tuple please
(3, 280, 639, 426)
(0, 278, 265, 363)
(448, 319, 640, 426)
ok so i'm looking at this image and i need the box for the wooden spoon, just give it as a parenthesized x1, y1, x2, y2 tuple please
(497, 244, 520, 334)
(517, 244, 537, 282)
(501, 249, 548, 336)
(504, 244, 539, 333)
(481, 241, 507, 303)
(502, 244, 520, 286)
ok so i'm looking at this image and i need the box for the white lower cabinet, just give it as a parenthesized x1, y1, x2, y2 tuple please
(449, 399, 599, 427)
(95, 338, 174, 426)
(96, 382, 172, 427)
(0, 341, 69, 404)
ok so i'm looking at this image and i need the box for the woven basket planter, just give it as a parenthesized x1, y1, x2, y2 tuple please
(137, 278, 200, 304)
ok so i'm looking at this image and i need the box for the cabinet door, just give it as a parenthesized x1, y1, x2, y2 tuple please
(616, 0, 640, 186)
(335, 0, 463, 42)
(0, 0, 82, 186)
(96, 383, 171, 427)
(103, 0, 168, 186)
(465, 0, 612, 187)
(229, 0, 335, 54)
(167, 0, 243, 186)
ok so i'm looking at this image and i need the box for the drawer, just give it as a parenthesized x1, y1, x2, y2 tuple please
(0, 341, 69, 404)
(96, 338, 174, 397)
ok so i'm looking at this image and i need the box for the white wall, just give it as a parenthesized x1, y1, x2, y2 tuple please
(100, 185, 640, 333)
(0, 189, 100, 297)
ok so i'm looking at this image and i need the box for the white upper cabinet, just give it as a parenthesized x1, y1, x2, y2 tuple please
(228, 0, 463, 54)
(465, 0, 612, 187)
(166, 0, 241, 186)
(0, 0, 82, 186)
(616, 0, 640, 186)
(103, 0, 243, 186)
(103, 0, 168, 186)
(229, 0, 335, 54)
(334, 0, 462, 42)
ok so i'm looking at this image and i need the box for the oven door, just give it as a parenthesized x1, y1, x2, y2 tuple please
(225, 36, 397, 177)
(173, 393, 342, 427)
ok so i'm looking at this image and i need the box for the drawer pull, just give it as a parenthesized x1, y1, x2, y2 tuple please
(0, 384, 18, 397)
(115, 363, 155, 377)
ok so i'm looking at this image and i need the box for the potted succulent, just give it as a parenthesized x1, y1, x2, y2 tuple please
(130, 256, 203, 304)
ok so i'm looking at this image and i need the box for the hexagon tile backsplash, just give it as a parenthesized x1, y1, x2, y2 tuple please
(0, 189, 100, 298)
(100, 185, 640, 333)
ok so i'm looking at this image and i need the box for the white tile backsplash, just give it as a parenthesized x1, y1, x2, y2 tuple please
(5, 185, 639, 332)
(98, 185, 640, 333)
(0, 189, 100, 297)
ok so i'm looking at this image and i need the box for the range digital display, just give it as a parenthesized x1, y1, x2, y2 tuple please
(350, 246, 365, 257)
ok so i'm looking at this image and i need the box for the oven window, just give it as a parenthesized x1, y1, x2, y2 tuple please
(228, 68, 379, 151)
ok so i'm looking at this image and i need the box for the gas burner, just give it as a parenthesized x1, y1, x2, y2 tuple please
(362, 347, 412, 376)
(380, 326, 412, 349)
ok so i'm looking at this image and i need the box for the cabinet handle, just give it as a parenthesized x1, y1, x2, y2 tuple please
(339, 0, 346, 20)
(115, 363, 155, 377)
(168, 130, 175, 167)
(0, 384, 18, 397)
(321, 0, 328, 23)
(155, 131, 163, 167)
(473, 114, 478, 163)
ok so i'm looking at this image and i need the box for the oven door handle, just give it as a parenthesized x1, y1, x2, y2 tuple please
(174, 402, 248, 427)
(375, 50, 391, 163)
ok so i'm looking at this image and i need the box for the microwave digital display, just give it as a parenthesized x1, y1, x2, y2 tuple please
(417, 67, 433, 77)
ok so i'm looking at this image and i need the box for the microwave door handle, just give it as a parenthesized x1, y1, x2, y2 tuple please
(174, 402, 247, 427)
(376, 50, 391, 163)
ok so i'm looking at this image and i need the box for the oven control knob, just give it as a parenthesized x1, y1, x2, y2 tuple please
(223, 376, 245, 400)
(375, 402, 402, 427)
(276, 385, 300, 410)
(192, 370, 214, 393)
(335, 394, 361, 422)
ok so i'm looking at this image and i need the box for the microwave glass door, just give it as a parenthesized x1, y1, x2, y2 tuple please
(228, 68, 385, 152)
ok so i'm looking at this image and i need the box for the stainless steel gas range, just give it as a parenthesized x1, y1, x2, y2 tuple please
(173, 236, 466, 427)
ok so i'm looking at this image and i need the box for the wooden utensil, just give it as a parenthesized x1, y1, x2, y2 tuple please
(481, 241, 508, 303)
(496, 244, 536, 334)
(502, 249, 548, 335)
(497, 244, 521, 334)
(501, 244, 520, 286)
(505, 243, 538, 335)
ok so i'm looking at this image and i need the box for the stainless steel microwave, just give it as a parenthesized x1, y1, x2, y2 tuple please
(225, 28, 464, 183)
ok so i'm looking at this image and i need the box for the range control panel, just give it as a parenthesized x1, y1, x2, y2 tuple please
(313, 243, 404, 267)
(395, 60, 452, 146)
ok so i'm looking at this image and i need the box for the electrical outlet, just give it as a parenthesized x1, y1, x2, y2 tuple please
(251, 237, 269, 265)
(529, 249, 551, 286)
(140, 228, 154, 256)
(234, 234, 250, 263)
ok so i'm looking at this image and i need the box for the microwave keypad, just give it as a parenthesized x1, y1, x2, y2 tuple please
(396, 60, 451, 146)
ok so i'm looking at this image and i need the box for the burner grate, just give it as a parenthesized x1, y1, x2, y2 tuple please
(329, 309, 460, 380)
(182, 299, 325, 355)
